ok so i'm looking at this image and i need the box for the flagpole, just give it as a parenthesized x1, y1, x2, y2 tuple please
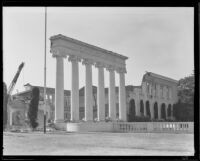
(44, 7, 47, 134)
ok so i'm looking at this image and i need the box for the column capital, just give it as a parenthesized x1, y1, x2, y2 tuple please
(68, 55, 81, 62)
(95, 62, 105, 68)
(106, 65, 115, 72)
(82, 58, 94, 65)
(116, 67, 127, 74)
(51, 48, 67, 58)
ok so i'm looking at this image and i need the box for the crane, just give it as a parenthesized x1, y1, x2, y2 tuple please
(3, 62, 25, 130)
(7, 62, 25, 96)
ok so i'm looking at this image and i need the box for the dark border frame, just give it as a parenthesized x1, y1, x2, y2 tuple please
(1, 0, 199, 160)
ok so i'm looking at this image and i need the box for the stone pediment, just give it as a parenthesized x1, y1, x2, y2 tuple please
(50, 34, 128, 70)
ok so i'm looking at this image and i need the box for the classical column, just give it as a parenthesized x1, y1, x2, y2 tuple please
(150, 102, 154, 119)
(8, 108, 13, 126)
(54, 55, 65, 123)
(156, 84, 160, 99)
(169, 88, 172, 100)
(68, 55, 81, 122)
(82, 58, 93, 121)
(117, 67, 127, 121)
(163, 86, 166, 99)
(107, 65, 116, 120)
(135, 100, 140, 116)
(135, 90, 140, 116)
(95, 62, 105, 121)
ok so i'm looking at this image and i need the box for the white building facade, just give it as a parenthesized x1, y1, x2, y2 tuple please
(127, 72, 178, 121)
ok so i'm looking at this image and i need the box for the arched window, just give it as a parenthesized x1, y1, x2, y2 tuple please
(161, 103, 166, 120)
(172, 104, 175, 117)
(154, 102, 158, 119)
(140, 100, 144, 116)
(167, 104, 172, 117)
(128, 99, 136, 122)
(146, 101, 151, 118)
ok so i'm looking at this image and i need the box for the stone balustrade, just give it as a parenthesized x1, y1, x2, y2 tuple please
(113, 122, 193, 133)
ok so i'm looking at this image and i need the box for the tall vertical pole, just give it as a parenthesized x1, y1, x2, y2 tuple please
(44, 7, 47, 133)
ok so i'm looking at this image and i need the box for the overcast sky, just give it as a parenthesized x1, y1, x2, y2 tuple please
(3, 7, 194, 94)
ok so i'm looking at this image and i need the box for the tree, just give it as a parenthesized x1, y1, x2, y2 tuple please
(173, 101, 193, 121)
(28, 87, 40, 130)
(3, 82, 8, 130)
(177, 73, 194, 105)
(174, 73, 194, 121)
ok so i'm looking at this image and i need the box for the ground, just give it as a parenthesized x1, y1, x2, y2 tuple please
(3, 131, 194, 156)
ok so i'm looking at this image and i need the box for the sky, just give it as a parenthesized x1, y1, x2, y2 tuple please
(3, 7, 194, 94)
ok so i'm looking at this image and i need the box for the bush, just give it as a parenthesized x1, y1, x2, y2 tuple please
(28, 87, 40, 130)
(105, 117, 112, 122)
(128, 115, 151, 122)
(173, 102, 193, 121)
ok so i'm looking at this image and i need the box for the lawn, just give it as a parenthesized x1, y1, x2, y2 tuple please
(3, 131, 194, 156)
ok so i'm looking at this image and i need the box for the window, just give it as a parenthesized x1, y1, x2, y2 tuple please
(160, 86, 164, 98)
(146, 82, 150, 94)
(166, 87, 169, 99)
(154, 84, 156, 97)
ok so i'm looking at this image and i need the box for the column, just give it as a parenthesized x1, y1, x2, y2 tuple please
(163, 86, 166, 99)
(8, 106, 13, 126)
(150, 102, 154, 119)
(149, 83, 152, 95)
(95, 62, 105, 121)
(68, 55, 81, 122)
(10, 110, 13, 126)
(135, 100, 140, 116)
(117, 68, 127, 121)
(107, 65, 116, 120)
(156, 84, 160, 99)
(54, 55, 65, 123)
(169, 88, 172, 100)
(82, 58, 93, 121)
(135, 90, 140, 116)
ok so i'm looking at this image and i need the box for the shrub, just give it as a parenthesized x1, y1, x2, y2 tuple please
(173, 102, 193, 121)
(128, 115, 151, 122)
(116, 118, 124, 122)
(28, 87, 40, 130)
(105, 117, 112, 122)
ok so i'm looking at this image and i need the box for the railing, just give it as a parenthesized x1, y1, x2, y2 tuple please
(113, 122, 193, 133)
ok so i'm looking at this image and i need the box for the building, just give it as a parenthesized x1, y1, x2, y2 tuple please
(127, 72, 178, 121)
(11, 71, 178, 126)
(9, 35, 178, 127)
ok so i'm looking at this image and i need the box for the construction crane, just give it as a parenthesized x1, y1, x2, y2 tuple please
(7, 62, 25, 96)
(3, 62, 25, 130)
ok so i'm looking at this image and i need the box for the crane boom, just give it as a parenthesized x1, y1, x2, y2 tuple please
(7, 62, 25, 95)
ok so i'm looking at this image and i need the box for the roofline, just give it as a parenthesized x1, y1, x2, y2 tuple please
(146, 72, 178, 83)
(50, 34, 128, 60)
(12, 90, 32, 96)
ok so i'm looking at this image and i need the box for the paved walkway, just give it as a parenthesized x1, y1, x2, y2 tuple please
(3, 131, 194, 156)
